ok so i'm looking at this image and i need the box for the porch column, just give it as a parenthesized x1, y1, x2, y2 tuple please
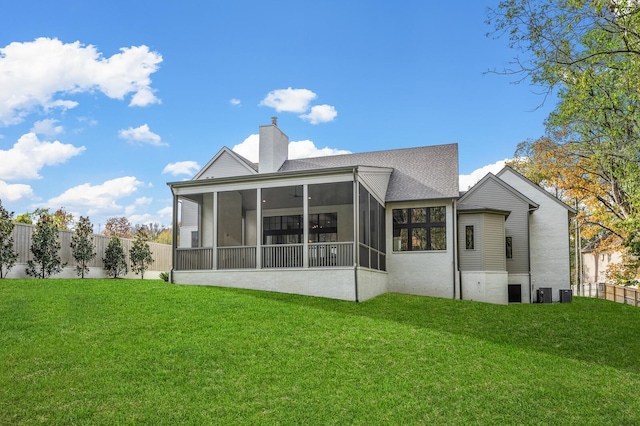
(256, 187, 262, 269)
(353, 179, 359, 267)
(212, 191, 218, 270)
(303, 184, 309, 268)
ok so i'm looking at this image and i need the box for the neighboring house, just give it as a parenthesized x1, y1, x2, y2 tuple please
(581, 238, 623, 285)
(167, 121, 575, 304)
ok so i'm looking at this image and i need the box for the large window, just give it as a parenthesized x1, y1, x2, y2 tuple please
(308, 213, 337, 242)
(392, 206, 446, 251)
(263, 215, 302, 244)
(263, 213, 338, 244)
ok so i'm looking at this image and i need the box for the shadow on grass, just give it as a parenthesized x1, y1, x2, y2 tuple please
(232, 287, 640, 374)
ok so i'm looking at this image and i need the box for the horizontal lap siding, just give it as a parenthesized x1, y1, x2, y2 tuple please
(458, 215, 483, 271)
(461, 178, 529, 274)
(483, 214, 506, 271)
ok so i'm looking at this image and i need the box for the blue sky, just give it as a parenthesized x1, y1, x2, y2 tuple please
(0, 1, 554, 229)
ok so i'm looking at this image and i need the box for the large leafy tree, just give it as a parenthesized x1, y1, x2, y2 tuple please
(489, 0, 640, 280)
(103, 217, 133, 238)
(70, 216, 96, 278)
(25, 212, 66, 278)
(103, 236, 128, 278)
(129, 229, 153, 279)
(0, 200, 18, 279)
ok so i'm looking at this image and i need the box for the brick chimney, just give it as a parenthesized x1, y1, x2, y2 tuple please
(258, 117, 289, 173)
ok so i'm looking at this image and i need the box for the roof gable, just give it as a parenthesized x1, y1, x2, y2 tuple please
(459, 173, 539, 210)
(496, 166, 577, 214)
(193, 147, 257, 180)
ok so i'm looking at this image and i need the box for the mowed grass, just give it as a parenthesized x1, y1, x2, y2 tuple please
(1, 279, 639, 425)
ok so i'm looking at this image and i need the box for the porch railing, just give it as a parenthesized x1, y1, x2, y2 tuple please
(175, 242, 356, 270)
(218, 246, 257, 269)
(308, 242, 354, 267)
(262, 244, 303, 268)
(176, 247, 213, 270)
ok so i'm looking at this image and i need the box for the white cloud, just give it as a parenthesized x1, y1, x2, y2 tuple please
(31, 119, 63, 136)
(129, 87, 160, 107)
(157, 206, 173, 219)
(118, 124, 166, 146)
(127, 213, 154, 225)
(0, 180, 34, 202)
(125, 196, 153, 215)
(459, 159, 509, 191)
(0, 38, 162, 125)
(0, 132, 85, 180)
(231, 134, 259, 162)
(230, 98, 241, 106)
(46, 176, 144, 216)
(231, 134, 351, 163)
(162, 161, 201, 176)
(129, 205, 173, 227)
(299, 104, 338, 124)
(259, 88, 317, 113)
(288, 140, 351, 159)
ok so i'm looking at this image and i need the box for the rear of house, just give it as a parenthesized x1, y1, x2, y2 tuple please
(167, 120, 574, 304)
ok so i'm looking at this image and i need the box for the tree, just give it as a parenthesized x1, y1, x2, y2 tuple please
(14, 207, 74, 229)
(155, 228, 172, 245)
(14, 213, 32, 224)
(25, 212, 66, 278)
(129, 229, 153, 279)
(0, 200, 18, 279)
(103, 217, 133, 238)
(70, 216, 96, 278)
(490, 0, 640, 282)
(103, 236, 128, 278)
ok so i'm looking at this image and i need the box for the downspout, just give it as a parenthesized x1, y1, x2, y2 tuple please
(353, 167, 359, 302)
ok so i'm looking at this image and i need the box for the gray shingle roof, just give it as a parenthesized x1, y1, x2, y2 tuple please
(280, 143, 459, 201)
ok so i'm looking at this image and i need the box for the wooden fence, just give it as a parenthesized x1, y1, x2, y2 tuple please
(8, 222, 172, 278)
(574, 282, 640, 307)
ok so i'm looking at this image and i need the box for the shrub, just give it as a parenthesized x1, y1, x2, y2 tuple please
(103, 236, 127, 278)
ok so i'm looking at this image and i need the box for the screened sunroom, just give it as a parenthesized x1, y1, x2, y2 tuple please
(170, 167, 389, 276)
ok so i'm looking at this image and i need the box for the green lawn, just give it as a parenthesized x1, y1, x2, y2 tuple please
(1, 279, 639, 425)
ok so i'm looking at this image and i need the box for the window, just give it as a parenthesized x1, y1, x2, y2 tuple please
(465, 226, 474, 250)
(263, 213, 338, 244)
(308, 213, 337, 242)
(263, 215, 302, 244)
(393, 206, 446, 251)
(506, 236, 513, 259)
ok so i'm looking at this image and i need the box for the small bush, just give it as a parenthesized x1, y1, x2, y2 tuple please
(159, 271, 169, 282)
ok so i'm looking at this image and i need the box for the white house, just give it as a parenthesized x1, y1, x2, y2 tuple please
(167, 121, 575, 304)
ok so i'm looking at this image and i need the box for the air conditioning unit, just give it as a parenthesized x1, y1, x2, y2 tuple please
(537, 287, 552, 304)
(559, 289, 572, 303)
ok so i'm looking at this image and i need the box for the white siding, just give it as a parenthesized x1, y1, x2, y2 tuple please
(198, 151, 254, 179)
(358, 169, 392, 204)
